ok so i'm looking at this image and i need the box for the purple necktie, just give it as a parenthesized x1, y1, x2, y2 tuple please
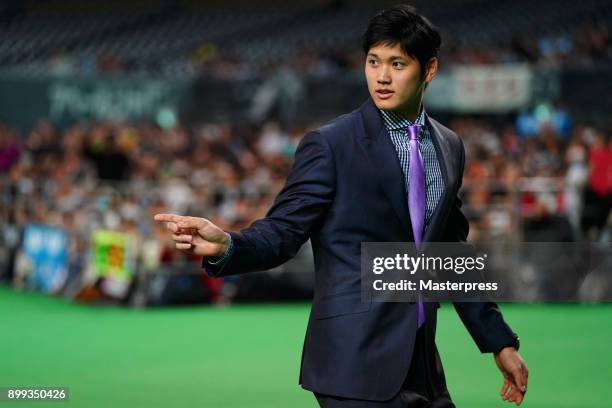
(407, 124, 426, 328)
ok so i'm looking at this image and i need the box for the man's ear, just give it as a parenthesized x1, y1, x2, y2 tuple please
(424, 57, 438, 84)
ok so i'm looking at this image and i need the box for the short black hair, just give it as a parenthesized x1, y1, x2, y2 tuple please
(362, 4, 441, 79)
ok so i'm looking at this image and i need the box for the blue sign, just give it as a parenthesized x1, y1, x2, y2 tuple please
(22, 224, 69, 293)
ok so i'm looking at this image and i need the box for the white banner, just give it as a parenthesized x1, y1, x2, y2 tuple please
(426, 64, 533, 112)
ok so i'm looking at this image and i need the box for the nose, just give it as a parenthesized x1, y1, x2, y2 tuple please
(377, 66, 391, 84)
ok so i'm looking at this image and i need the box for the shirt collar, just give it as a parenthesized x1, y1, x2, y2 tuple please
(380, 104, 426, 132)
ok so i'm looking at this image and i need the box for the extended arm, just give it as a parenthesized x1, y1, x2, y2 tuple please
(203, 130, 335, 277)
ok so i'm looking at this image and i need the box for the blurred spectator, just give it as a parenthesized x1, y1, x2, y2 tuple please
(582, 131, 612, 239)
(0, 124, 21, 173)
(564, 137, 589, 235)
(83, 125, 131, 181)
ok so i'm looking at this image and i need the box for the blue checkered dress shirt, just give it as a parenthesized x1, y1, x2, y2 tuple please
(380, 107, 445, 231)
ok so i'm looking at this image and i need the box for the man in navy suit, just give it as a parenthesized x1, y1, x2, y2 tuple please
(155, 4, 529, 407)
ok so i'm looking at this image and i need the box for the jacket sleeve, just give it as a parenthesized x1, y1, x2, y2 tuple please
(448, 137, 518, 353)
(203, 130, 335, 277)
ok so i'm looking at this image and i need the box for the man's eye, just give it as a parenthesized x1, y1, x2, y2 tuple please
(393, 62, 405, 68)
(368, 59, 378, 65)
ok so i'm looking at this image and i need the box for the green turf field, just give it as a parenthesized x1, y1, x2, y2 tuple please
(1, 285, 610, 407)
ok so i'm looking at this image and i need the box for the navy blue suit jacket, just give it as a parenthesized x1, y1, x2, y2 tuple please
(204, 98, 517, 401)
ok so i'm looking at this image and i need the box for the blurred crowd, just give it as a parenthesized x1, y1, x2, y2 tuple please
(0, 117, 310, 302)
(452, 117, 611, 242)
(0, 104, 610, 304)
(1, 109, 610, 247)
(0, 117, 307, 258)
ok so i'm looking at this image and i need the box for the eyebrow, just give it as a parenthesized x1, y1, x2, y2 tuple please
(367, 53, 406, 60)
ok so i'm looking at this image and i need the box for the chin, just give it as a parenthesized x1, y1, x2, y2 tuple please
(372, 98, 397, 111)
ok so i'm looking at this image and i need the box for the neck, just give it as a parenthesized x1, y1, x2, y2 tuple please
(393, 98, 423, 122)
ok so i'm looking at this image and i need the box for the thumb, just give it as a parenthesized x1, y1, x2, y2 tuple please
(186, 219, 227, 244)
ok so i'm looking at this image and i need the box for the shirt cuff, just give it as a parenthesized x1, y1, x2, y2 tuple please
(205, 233, 234, 267)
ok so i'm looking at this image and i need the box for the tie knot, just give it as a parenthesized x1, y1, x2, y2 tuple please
(406, 124, 420, 141)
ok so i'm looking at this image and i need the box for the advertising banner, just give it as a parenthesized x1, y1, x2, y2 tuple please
(426, 64, 534, 112)
(91, 230, 137, 281)
(21, 224, 68, 293)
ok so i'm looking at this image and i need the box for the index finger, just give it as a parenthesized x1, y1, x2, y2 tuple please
(154, 213, 185, 223)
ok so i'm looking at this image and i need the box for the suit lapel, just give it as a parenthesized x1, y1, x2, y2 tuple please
(359, 98, 460, 244)
(422, 115, 457, 243)
(358, 99, 413, 239)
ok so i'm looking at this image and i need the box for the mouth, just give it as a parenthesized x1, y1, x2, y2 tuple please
(375, 90, 394, 100)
